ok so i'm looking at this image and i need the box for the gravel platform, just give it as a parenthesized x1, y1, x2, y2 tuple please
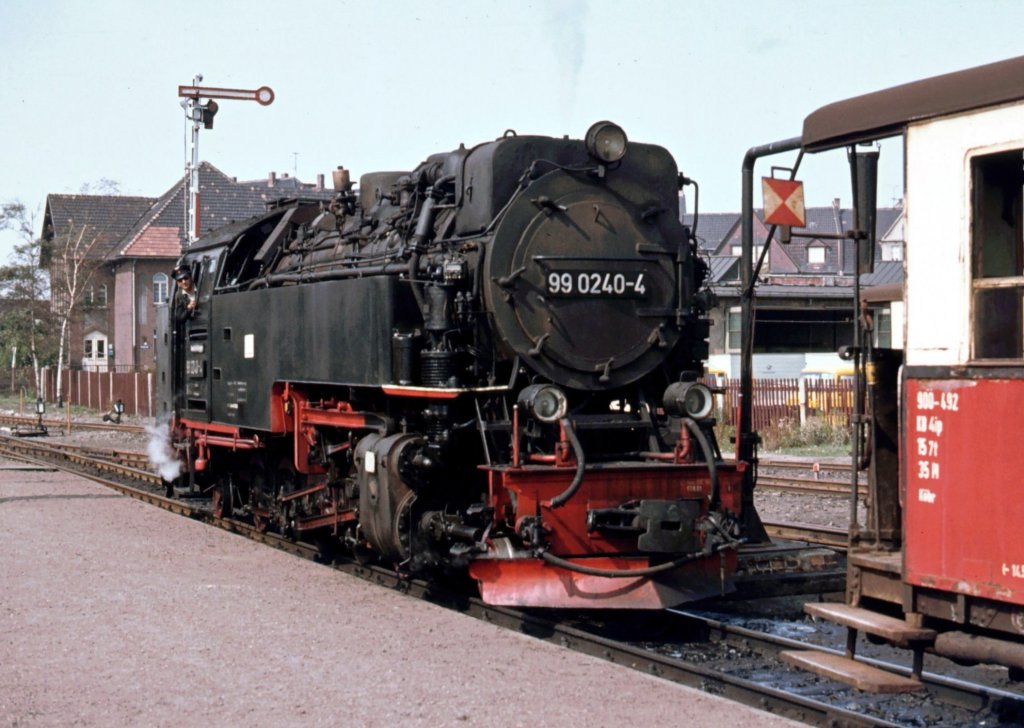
(0, 460, 801, 727)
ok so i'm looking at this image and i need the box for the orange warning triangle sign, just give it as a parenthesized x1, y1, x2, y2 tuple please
(762, 177, 806, 227)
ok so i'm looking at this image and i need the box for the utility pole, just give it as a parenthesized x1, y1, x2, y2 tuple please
(178, 76, 275, 246)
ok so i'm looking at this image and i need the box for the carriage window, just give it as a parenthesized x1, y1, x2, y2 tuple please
(972, 149, 1024, 359)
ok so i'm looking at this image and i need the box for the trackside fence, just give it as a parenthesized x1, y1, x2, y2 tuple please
(705, 377, 854, 430)
(39, 367, 156, 417)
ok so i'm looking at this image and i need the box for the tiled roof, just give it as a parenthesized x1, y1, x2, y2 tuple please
(118, 162, 335, 258)
(786, 205, 902, 250)
(43, 194, 155, 259)
(686, 206, 901, 247)
(706, 255, 740, 283)
(124, 226, 181, 258)
(861, 260, 904, 287)
(685, 212, 739, 252)
(712, 282, 855, 300)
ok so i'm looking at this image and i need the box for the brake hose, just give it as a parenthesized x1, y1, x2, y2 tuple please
(541, 547, 711, 577)
(543, 418, 586, 509)
(683, 417, 720, 509)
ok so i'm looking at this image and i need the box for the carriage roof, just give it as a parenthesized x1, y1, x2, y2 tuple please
(802, 55, 1024, 152)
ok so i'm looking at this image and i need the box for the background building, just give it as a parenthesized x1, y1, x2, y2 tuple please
(683, 201, 904, 379)
(43, 164, 334, 372)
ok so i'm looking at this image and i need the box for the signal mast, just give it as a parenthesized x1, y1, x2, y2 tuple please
(177, 75, 275, 245)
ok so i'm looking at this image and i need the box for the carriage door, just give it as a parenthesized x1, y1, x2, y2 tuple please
(181, 252, 222, 421)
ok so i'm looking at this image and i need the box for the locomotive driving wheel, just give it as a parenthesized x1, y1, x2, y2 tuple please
(249, 456, 271, 533)
(211, 476, 232, 519)
(272, 457, 303, 539)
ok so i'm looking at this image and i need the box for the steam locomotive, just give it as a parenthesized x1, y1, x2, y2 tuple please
(157, 122, 750, 609)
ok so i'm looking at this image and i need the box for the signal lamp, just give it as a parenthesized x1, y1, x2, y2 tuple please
(518, 384, 568, 424)
(585, 121, 628, 164)
(201, 100, 219, 129)
(662, 382, 714, 419)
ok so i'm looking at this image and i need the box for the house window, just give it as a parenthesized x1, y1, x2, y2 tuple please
(96, 284, 108, 307)
(153, 273, 169, 304)
(84, 286, 94, 306)
(730, 245, 764, 259)
(84, 340, 92, 358)
(971, 148, 1024, 359)
(726, 306, 742, 352)
(881, 241, 903, 261)
(807, 246, 826, 265)
(874, 308, 892, 348)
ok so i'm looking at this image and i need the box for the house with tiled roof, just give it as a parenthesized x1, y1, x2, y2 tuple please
(43, 163, 335, 372)
(683, 202, 905, 377)
(42, 194, 156, 372)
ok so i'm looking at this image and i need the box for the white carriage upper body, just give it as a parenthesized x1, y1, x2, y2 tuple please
(801, 55, 1024, 369)
(905, 100, 1024, 366)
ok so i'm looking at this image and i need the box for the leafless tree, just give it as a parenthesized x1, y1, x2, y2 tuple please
(0, 202, 52, 396)
(49, 219, 103, 402)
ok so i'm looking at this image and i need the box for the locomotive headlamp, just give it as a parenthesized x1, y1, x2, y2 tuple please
(662, 381, 714, 419)
(585, 121, 628, 164)
(518, 384, 568, 423)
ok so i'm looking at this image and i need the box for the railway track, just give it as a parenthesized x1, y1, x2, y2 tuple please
(758, 456, 865, 498)
(761, 521, 849, 549)
(0, 413, 145, 435)
(658, 609, 1024, 725)
(3, 435, 1015, 725)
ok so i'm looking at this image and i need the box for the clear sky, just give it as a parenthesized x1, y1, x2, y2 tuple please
(1, 0, 1021, 261)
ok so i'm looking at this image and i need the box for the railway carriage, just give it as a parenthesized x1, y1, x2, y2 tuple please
(738, 56, 1024, 687)
(157, 122, 754, 609)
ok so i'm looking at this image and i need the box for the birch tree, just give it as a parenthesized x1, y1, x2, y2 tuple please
(49, 220, 102, 401)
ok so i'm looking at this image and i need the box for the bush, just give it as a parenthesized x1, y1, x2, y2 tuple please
(760, 415, 850, 452)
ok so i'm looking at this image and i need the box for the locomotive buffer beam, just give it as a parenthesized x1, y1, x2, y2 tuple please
(586, 499, 700, 553)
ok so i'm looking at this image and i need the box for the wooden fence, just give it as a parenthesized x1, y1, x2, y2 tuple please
(707, 377, 854, 430)
(39, 367, 156, 417)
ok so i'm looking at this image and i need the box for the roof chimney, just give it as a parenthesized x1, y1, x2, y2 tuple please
(268, 172, 276, 188)
(332, 166, 351, 191)
(316, 173, 324, 190)
(831, 198, 843, 234)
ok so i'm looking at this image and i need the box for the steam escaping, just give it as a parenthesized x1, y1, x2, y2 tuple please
(541, 0, 587, 122)
(147, 420, 182, 482)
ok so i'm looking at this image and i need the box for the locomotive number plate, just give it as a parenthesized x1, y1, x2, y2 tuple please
(545, 270, 647, 298)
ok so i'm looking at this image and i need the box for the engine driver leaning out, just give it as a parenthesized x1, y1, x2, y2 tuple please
(173, 267, 197, 321)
